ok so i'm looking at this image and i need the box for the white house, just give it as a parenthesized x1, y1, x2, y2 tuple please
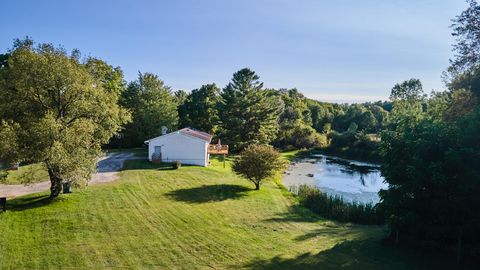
(144, 127, 213, 167)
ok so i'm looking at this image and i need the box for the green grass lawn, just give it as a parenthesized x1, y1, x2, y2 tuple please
(0, 156, 464, 269)
(1, 163, 49, 185)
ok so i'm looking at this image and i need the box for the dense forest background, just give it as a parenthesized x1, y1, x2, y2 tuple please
(110, 66, 395, 160)
(1, 0, 480, 264)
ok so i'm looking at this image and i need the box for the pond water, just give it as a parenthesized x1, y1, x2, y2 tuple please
(282, 154, 388, 204)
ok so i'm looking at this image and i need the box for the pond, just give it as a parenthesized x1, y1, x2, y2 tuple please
(282, 154, 387, 204)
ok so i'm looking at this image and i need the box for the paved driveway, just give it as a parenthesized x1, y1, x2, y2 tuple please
(0, 152, 145, 198)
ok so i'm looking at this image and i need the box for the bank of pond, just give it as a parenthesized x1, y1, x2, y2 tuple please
(283, 153, 386, 225)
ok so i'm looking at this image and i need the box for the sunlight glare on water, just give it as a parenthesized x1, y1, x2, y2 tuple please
(283, 155, 388, 204)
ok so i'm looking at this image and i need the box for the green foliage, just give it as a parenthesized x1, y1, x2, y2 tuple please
(390, 78, 424, 101)
(120, 72, 178, 147)
(232, 144, 286, 190)
(326, 131, 381, 162)
(178, 83, 221, 134)
(174, 89, 188, 105)
(378, 5, 480, 260)
(292, 185, 384, 225)
(307, 100, 343, 132)
(285, 124, 328, 149)
(307, 100, 388, 134)
(276, 88, 312, 126)
(84, 57, 125, 96)
(380, 107, 480, 257)
(1, 163, 48, 185)
(0, 40, 129, 197)
(219, 68, 283, 151)
(272, 88, 327, 149)
(0, 121, 21, 167)
(449, 0, 480, 75)
(389, 100, 424, 130)
(347, 122, 358, 133)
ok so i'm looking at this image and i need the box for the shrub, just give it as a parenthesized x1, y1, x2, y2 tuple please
(324, 131, 381, 161)
(291, 184, 384, 225)
(274, 124, 328, 150)
(172, 160, 181, 169)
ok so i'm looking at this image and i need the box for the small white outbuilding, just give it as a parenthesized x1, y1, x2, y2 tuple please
(144, 127, 213, 167)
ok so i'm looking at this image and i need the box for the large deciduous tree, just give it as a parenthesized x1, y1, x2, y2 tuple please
(219, 68, 283, 151)
(120, 72, 178, 147)
(0, 40, 130, 197)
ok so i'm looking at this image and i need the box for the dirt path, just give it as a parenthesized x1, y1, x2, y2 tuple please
(0, 152, 145, 198)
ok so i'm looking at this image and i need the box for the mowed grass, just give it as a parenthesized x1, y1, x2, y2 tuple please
(0, 157, 462, 269)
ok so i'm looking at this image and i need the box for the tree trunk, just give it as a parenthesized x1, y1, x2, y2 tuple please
(254, 182, 260, 190)
(47, 168, 63, 198)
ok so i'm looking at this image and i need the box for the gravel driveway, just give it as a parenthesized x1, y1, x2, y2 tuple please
(0, 152, 145, 198)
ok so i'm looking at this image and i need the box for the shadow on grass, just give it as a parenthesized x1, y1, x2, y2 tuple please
(6, 194, 58, 212)
(245, 239, 384, 270)
(244, 238, 468, 270)
(121, 160, 195, 171)
(166, 184, 251, 203)
(265, 204, 326, 223)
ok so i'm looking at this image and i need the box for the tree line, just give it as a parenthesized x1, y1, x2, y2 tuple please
(114, 68, 394, 153)
(0, 36, 394, 197)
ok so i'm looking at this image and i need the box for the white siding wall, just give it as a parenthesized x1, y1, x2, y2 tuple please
(147, 132, 209, 166)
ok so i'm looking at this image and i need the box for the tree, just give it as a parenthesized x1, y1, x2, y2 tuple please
(379, 111, 480, 261)
(307, 100, 340, 132)
(273, 88, 320, 149)
(446, 0, 480, 100)
(378, 4, 480, 261)
(174, 90, 188, 106)
(121, 72, 178, 146)
(178, 84, 221, 133)
(389, 80, 425, 130)
(232, 144, 286, 190)
(359, 110, 377, 132)
(219, 68, 283, 151)
(390, 78, 424, 101)
(0, 40, 130, 197)
(84, 57, 125, 96)
(449, 0, 480, 74)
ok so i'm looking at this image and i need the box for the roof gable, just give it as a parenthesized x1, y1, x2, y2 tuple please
(144, 128, 213, 144)
(179, 128, 213, 142)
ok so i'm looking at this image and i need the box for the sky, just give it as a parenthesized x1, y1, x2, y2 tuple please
(0, 0, 468, 103)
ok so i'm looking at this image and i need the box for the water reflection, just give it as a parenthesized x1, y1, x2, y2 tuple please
(283, 154, 387, 204)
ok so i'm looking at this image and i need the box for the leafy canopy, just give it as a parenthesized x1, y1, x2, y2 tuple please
(178, 83, 221, 134)
(0, 39, 130, 196)
(120, 72, 178, 147)
(232, 144, 286, 190)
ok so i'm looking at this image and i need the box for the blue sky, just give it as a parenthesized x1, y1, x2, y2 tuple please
(0, 0, 467, 102)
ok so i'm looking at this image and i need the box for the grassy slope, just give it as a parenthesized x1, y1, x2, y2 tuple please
(0, 157, 461, 269)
